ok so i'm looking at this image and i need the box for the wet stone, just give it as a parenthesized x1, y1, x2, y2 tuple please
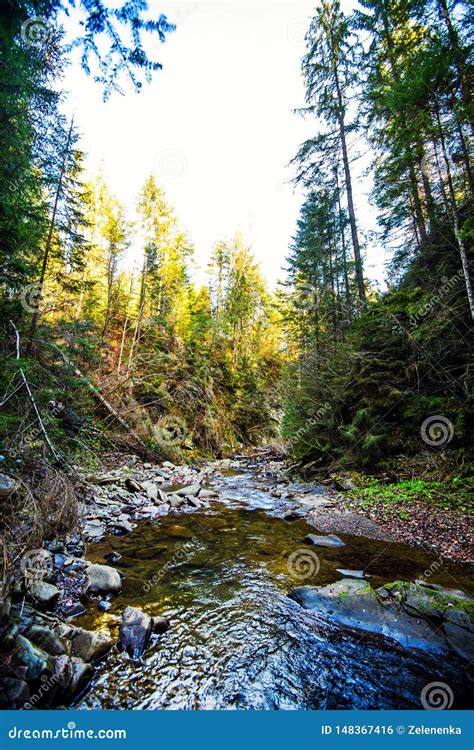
(336, 568, 366, 579)
(304, 533, 345, 548)
(118, 606, 152, 660)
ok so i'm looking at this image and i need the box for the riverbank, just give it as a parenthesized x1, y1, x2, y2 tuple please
(313, 472, 473, 566)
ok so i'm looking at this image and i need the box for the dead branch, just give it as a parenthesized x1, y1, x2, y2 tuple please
(9, 321, 61, 461)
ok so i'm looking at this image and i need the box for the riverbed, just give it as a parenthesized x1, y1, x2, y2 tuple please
(75, 461, 473, 710)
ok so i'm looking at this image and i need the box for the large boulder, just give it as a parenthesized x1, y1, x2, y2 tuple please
(24, 624, 68, 656)
(13, 635, 49, 680)
(69, 628, 113, 662)
(443, 621, 474, 662)
(27, 582, 61, 609)
(83, 564, 122, 596)
(118, 606, 152, 660)
(290, 579, 474, 659)
(384, 581, 474, 663)
(289, 580, 447, 654)
(50, 654, 94, 702)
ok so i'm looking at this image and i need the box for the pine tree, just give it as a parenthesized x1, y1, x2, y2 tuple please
(295, 0, 367, 309)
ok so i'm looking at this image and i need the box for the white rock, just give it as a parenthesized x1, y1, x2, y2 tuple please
(175, 484, 201, 497)
(0, 474, 16, 500)
(141, 481, 158, 501)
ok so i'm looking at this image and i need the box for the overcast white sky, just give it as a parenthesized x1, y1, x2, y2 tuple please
(60, 1, 385, 289)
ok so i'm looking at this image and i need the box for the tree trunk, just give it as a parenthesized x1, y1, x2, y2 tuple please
(127, 254, 148, 374)
(435, 103, 474, 320)
(335, 165, 352, 318)
(333, 67, 366, 310)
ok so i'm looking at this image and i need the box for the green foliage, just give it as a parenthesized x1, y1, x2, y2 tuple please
(346, 477, 474, 517)
(0, 1, 176, 98)
(283, 0, 473, 474)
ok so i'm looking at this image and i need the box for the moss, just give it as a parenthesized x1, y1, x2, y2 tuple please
(345, 477, 474, 516)
(384, 581, 474, 619)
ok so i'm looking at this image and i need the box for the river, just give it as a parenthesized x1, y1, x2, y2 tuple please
(75, 460, 473, 710)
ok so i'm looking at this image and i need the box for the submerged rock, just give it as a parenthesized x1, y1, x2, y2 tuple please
(103, 551, 122, 564)
(304, 533, 345, 548)
(165, 524, 193, 539)
(118, 606, 152, 660)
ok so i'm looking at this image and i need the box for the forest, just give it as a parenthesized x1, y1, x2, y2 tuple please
(0, 0, 472, 714)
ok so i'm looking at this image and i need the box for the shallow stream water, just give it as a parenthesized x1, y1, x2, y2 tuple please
(76, 466, 473, 710)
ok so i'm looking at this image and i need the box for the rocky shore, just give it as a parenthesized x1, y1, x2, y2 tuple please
(0, 457, 213, 709)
